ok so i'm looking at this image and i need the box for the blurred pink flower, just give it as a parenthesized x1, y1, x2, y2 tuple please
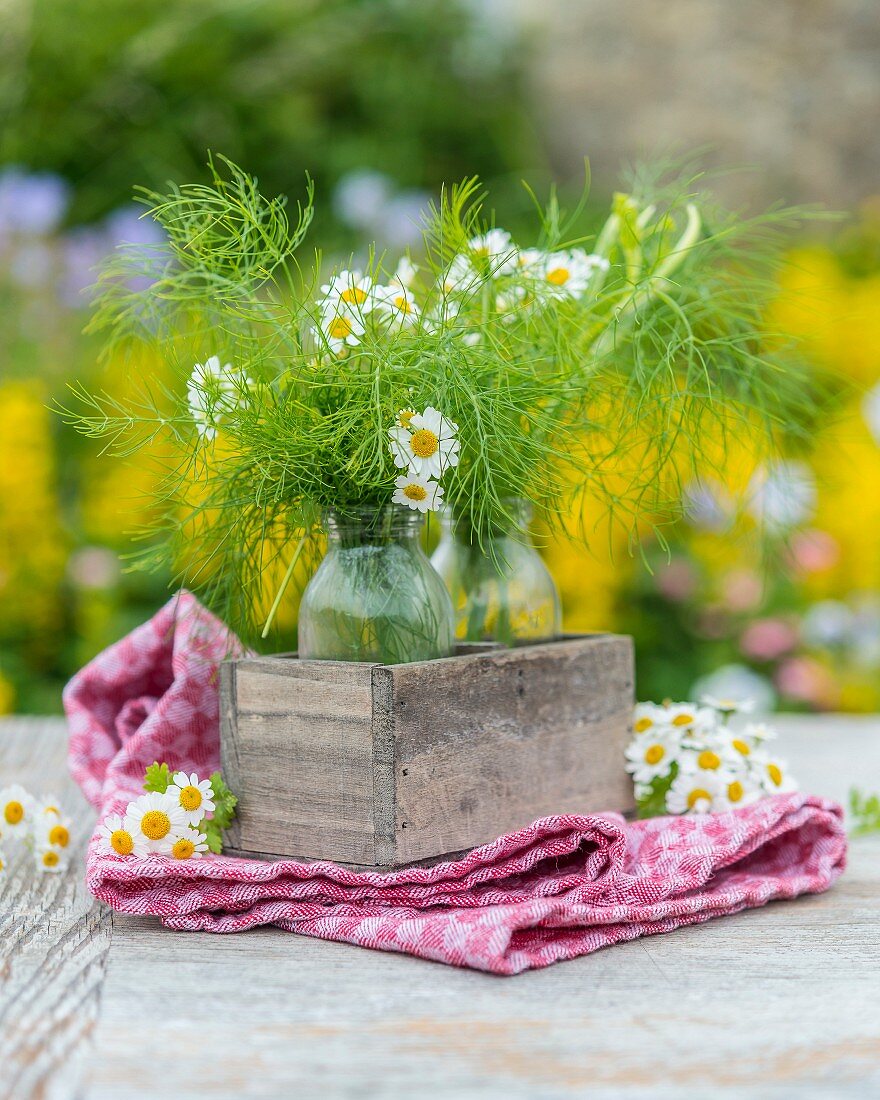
(722, 569, 764, 612)
(740, 618, 798, 660)
(789, 529, 839, 574)
(656, 558, 698, 601)
(775, 657, 837, 708)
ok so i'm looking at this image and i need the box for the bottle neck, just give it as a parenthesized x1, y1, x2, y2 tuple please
(441, 498, 534, 542)
(324, 505, 424, 547)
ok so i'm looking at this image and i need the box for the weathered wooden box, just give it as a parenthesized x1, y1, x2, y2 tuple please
(220, 634, 635, 867)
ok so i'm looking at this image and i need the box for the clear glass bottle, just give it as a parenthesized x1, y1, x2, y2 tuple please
(430, 499, 562, 646)
(298, 506, 455, 663)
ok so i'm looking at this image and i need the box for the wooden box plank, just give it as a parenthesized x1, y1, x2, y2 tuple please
(221, 634, 635, 867)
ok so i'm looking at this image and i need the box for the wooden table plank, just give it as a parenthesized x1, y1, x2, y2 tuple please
(1, 715, 878, 1099)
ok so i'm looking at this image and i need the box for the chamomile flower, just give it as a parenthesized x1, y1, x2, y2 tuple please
(666, 769, 725, 815)
(534, 249, 609, 299)
(660, 702, 715, 735)
(168, 772, 215, 826)
(393, 256, 418, 288)
(36, 809, 72, 853)
(98, 814, 136, 857)
(715, 775, 761, 812)
(677, 743, 736, 784)
(319, 269, 376, 316)
(1, 784, 34, 837)
(392, 472, 444, 513)
(742, 721, 777, 743)
(374, 283, 420, 327)
(318, 309, 365, 354)
(441, 253, 481, 295)
(625, 729, 679, 784)
(701, 695, 756, 717)
(169, 830, 210, 861)
(467, 228, 518, 274)
(124, 792, 186, 856)
(750, 753, 797, 795)
(633, 701, 668, 735)
(0, 846, 6, 880)
(187, 356, 239, 441)
(36, 847, 67, 874)
(388, 406, 460, 479)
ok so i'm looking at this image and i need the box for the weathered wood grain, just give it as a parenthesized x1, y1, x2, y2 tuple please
(222, 634, 635, 866)
(0, 718, 109, 1100)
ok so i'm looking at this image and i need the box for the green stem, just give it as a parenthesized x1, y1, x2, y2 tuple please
(261, 535, 307, 639)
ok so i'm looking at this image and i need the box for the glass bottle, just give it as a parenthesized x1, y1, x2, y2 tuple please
(298, 506, 454, 663)
(430, 499, 562, 646)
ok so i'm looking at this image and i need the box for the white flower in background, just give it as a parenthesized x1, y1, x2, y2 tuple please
(691, 664, 776, 714)
(0, 846, 6, 880)
(392, 472, 444, 513)
(168, 772, 215, 827)
(633, 701, 669, 735)
(332, 169, 392, 231)
(35, 807, 72, 853)
(320, 269, 376, 316)
(462, 331, 482, 347)
(741, 721, 777, 744)
(700, 695, 755, 718)
(862, 380, 880, 446)
(534, 249, 609, 299)
(98, 813, 137, 857)
(468, 228, 518, 274)
(682, 477, 734, 532)
(747, 461, 816, 530)
(35, 847, 67, 874)
(187, 356, 239, 441)
(659, 702, 715, 734)
(442, 253, 482, 296)
(374, 283, 420, 327)
(319, 310, 365, 354)
(388, 406, 460, 479)
(750, 752, 797, 795)
(625, 729, 679, 785)
(801, 600, 854, 648)
(393, 256, 418, 289)
(124, 791, 187, 856)
(666, 769, 725, 815)
(1, 785, 34, 838)
(714, 775, 761, 812)
(169, 830, 209, 861)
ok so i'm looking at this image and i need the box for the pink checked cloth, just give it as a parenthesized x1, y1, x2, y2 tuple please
(64, 592, 847, 975)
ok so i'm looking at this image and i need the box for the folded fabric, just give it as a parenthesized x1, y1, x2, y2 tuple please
(65, 592, 847, 975)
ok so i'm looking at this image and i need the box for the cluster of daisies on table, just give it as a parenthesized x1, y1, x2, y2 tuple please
(0, 785, 73, 877)
(98, 763, 237, 862)
(627, 697, 798, 818)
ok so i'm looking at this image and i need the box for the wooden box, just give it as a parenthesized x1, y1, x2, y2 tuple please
(220, 634, 635, 867)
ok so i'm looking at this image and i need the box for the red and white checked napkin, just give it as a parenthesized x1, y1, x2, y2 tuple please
(64, 592, 847, 975)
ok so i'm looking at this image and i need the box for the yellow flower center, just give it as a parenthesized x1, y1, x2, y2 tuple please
(172, 837, 196, 861)
(687, 788, 712, 809)
(410, 428, 439, 458)
(4, 800, 24, 825)
(340, 286, 368, 305)
(644, 744, 665, 765)
(697, 750, 722, 770)
(42, 850, 60, 868)
(44, 805, 59, 815)
(398, 410, 414, 428)
(732, 739, 751, 756)
(140, 810, 171, 841)
(49, 824, 70, 848)
(394, 295, 413, 314)
(179, 785, 203, 812)
(767, 763, 783, 787)
(672, 713, 694, 726)
(328, 316, 352, 339)
(110, 829, 134, 855)
(728, 781, 744, 803)
(403, 483, 427, 502)
(546, 266, 570, 286)
(634, 717, 653, 733)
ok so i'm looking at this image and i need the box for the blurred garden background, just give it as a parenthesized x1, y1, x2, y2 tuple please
(1, 0, 879, 714)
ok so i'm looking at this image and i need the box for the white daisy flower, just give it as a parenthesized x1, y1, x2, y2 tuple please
(533, 249, 609, 299)
(633, 701, 669, 735)
(393, 256, 418, 288)
(441, 253, 482, 295)
(98, 813, 136, 857)
(124, 791, 187, 856)
(169, 830, 210, 861)
(749, 752, 798, 795)
(677, 743, 736, 783)
(319, 269, 376, 316)
(714, 775, 762, 812)
(388, 405, 460, 479)
(35, 808, 72, 853)
(468, 228, 518, 275)
(318, 309, 365, 354)
(392, 472, 444, 513)
(741, 721, 777, 743)
(1, 784, 34, 838)
(700, 695, 756, 718)
(666, 769, 725, 815)
(374, 283, 420, 327)
(187, 356, 240, 441)
(168, 772, 215, 827)
(747, 461, 816, 530)
(625, 729, 679, 784)
(660, 702, 717, 735)
(35, 847, 67, 874)
(0, 846, 7, 880)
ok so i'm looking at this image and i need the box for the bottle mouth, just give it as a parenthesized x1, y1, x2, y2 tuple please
(440, 497, 533, 536)
(324, 503, 424, 541)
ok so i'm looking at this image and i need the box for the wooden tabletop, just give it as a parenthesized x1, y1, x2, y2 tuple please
(1, 714, 878, 1100)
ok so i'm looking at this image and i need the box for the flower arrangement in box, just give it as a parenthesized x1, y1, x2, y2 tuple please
(61, 156, 825, 662)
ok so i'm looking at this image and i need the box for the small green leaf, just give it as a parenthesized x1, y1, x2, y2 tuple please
(143, 761, 173, 793)
(209, 771, 238, 831)
(203, 820, 224, 854)
(849, 788, 880, 836)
